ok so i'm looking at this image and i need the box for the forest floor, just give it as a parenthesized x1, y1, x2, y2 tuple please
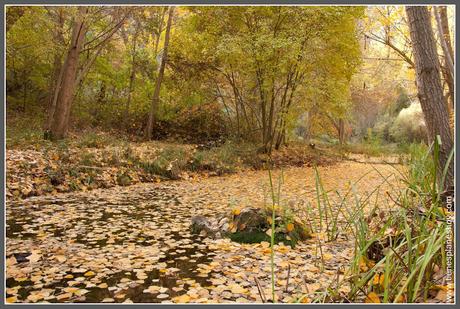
(6, 160, 402, 303)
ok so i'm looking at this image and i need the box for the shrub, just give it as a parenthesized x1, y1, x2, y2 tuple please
(79, 151, 97, 166)
(172, 103, 227, 143)
(189, 141, 257, 174)
(137, 146, 188, 179)
(390, 103, 427, 143)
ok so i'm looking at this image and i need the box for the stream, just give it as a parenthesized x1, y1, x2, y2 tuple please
(6, 161, 400, 303)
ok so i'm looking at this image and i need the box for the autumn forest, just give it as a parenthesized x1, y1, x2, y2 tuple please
(5, 5, 455, 304)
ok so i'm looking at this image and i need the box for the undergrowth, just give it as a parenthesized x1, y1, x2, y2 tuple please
(301, 140, 453, 303)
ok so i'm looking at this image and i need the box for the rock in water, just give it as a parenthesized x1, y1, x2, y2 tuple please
(232, 208, 269, 232)
(190, 207, 311, 245)
(190, 215, 218, 238)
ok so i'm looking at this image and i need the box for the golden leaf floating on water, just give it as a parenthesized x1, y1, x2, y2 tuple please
(55, 255, 67, 263)
(174, 294, 191, 303)
(230, 284, 247, 294)
(6, 296, 17, 303)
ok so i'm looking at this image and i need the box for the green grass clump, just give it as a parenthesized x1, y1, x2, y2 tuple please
(79, 151, 97, 166)
(136, 146, 188, 179)
(6, 114, 49, 149)
(189, 141, 259, 174)
(77, 132, 124, 149)
(306, 139, 453, 303)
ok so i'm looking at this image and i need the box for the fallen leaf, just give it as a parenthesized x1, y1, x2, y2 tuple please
(6, 296, 17, 303)
(174, 294, 191, 303)
(365, 292, 380, 303)
(55, 255, 67, 263)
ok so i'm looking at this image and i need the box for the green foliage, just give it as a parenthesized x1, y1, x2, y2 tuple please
(6, 7, 56, 112)
(6, 114, 48, 148)
(309, 142, 450, 303)
(173, 6, 363, 150)
(7, 6, 366, 148)
(402, 143, 435, 194)
(190, 141, 260, 174)
(77, 132, 125, 149)
(172, 103, 227, 142)
(229, 231, 270, 244)
(229, 230, 295, 246)
(78, 151, 97, 166)
(135, 146, 188, 179)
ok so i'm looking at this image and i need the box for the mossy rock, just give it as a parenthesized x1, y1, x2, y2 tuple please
(228, 207, 311, 247)
(229, 231, 270, 244)
(232, 208, 269, 232)
(229, 230, 301, 246)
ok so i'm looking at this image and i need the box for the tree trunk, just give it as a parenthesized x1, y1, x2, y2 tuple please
(304, 111, 312, 143)
(337, 119, 346, 145)
(434, 6, 454, 111)
(48, 7, 87, 140)
(145, 6, 174, 140)
(406, 6, 454, 190)
(44, 8, 65, 133)
(22, 82, 27, 113)
(438, 6, 454, 61)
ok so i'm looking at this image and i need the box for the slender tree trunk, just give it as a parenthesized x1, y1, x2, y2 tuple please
(22, 82, 27, 112)
(153, 7, 167, 57)
(145, 6, 174, 140)
(337, 119, 346, 145)
(44, 8, 65, 133)
(304, 111, 312, 143)
(274, 120, 286, 150)
(406, 6, 454, 190)
(434, 6, 454, 110)
(48, 7, 87, 140)
(438, 6, 454, 61)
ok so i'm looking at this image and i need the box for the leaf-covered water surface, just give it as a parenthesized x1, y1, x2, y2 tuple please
(6, 162, 398, 303)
